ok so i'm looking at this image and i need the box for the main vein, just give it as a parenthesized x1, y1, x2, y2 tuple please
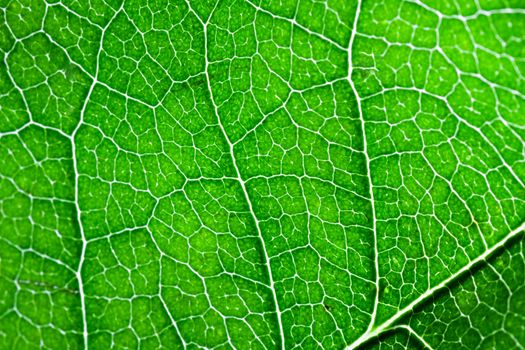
(199, 10, 286, 350)
(71, 4, 124, 349)
(346, 0, 381, 337)
(346, 221, 525, 350)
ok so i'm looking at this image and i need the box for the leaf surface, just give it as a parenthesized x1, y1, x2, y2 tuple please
(0, 0, 524, 349)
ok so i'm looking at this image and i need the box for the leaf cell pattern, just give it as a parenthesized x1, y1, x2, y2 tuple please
(0, 0, 524, 349)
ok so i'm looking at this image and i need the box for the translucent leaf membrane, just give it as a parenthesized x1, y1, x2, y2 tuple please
(0, 0, 523, 349)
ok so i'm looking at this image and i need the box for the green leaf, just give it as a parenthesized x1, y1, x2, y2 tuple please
(1, 0, 524, 349)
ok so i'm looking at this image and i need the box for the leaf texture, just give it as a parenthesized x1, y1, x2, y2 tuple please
(0, 0, 524, 349)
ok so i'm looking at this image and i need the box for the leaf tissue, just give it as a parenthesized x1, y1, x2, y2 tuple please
(0, 0, 524, 349)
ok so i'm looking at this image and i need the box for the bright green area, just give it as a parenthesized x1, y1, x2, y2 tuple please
(0, 0, 524, 349)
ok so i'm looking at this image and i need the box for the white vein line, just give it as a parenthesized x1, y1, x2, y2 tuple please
(346, 0, 380, 336)
(392, 325, 434, 350)
(200, 10, 285, 350)
(243, 0, 348, 52)
(345, 221, 525, 350)
(70, 4, 124, 349)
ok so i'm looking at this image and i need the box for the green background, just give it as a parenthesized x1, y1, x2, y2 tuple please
(0, 0, 524, 349)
